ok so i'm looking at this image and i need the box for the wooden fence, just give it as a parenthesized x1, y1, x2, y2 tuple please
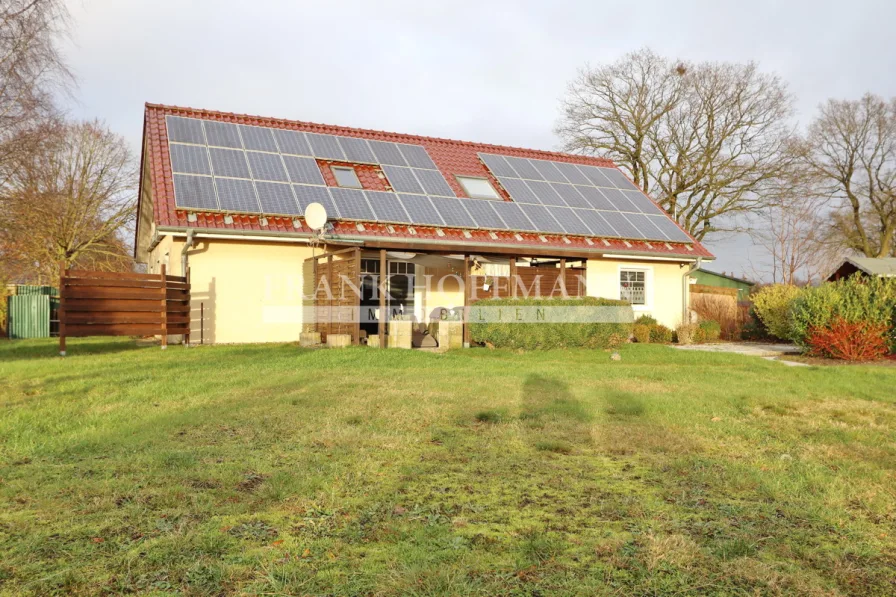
(58, 264, 190, 355)
(470, 266, 586, 302)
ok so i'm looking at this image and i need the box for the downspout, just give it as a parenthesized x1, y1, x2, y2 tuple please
(180, 229, 195, 276)
(682, 257, 702, 324)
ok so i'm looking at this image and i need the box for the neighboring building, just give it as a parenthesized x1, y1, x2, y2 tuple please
(134, 104, 714, 345)
(691, 269, 755, 302)
(827, 257, 896, 281)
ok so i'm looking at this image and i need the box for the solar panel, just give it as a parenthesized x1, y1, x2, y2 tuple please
(282, 155, 325, 185)
(398, 194, 444, 226)
(209, 147, 250, 178)
(239, 125, 278, 152)
(273, 129, 311, 156)
(246, 151, 289, 182)
(574, 186, 615, 210)
(215, 177, 260, 213)
(169, 144, 211, 175)
(173, 174, 218, 210)
(368, 141, 407, 166)
(382, 165, 424, 194)
(577, 165, 615, 187)
(621, 213, 666, 241)
(166, 116, 205, 145)
(306, 133, 345, 161)
(498, 177, 540, 203)
(338, 136, 377, 163)
(550, 207, 592, 236)
(478, 153, 518, 178)
(490, 201, 537, 231)
(526, 180, 567, 206)
(530, 159, 569, 183)
(504, 156, 544, 180)
(413, 168, 455, 197)
(365, 191, 411, 223)
(550, 183, 590, 209)
(398, 144, 438, 169)
(330, 187, 374, 221)
(255, 181, 300, 215)
(600, 187, 639, 212)
(622, 190, 664, 215)
(572, 209, 618, 237)
(462, 199, 507, 229)
(602, 168, 639, 190)
(600, 211, 645, 239)
(204, 121, 243, 149)
(647, 215, 692, 242)
(517, 203, 564, 235)
(292, 184, 334, 215)
(433, 198, 476, 228)
(553, 162, 591, 186)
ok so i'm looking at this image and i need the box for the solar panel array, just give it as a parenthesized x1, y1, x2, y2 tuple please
(479, 153, 690, 242)
(165, 115, 691, 244)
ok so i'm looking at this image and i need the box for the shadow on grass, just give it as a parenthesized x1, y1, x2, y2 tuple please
(519, 374, 593, 453)
(0, 338, 154, 362)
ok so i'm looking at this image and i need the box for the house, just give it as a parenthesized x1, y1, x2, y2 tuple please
(134, 104, 714, 345)
(691, 268, 755, 302)
(826, 257, 896, 282)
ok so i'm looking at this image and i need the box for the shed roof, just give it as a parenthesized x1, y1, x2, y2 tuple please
(833, 257, 896, 278)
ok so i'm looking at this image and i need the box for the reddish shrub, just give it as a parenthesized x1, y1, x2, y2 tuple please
(807, 318, 890, 362)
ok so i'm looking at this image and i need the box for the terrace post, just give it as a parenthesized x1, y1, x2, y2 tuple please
(560, 258, 567, 298)
(510, 257, 518, 298)
(353, 247, 361, 345)
(160, 264, 167, 349)
(378, 249, 386, 348)
(463, 254, 471, 347)
(58, 261, 67, 356)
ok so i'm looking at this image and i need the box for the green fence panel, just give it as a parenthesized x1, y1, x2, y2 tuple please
(12, 285, 58, 296)
(8, 295, 51, 339)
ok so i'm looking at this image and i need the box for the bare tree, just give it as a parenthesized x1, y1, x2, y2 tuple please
(0, 0, 73, 186)
(803, 94, 896, 257)
(557, 49, 796, 241)
(0, 120, 136, 283)
(747, 173, 839, 285)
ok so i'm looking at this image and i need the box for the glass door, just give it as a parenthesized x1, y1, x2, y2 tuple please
(388, 261, 415, 320)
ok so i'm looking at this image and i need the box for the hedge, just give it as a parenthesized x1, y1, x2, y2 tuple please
(469, 297, 633, 350)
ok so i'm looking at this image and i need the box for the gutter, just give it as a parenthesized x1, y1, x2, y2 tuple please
(180, 229, 195, 276)
(682, 257, 703, 324)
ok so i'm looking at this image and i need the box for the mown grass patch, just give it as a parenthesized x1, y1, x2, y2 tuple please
(1, 338, 895, 595)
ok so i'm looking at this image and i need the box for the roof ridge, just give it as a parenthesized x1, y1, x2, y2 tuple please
(144, 102, 616, 166)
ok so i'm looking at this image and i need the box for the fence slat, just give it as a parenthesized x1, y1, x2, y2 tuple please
(66, 323, 165, 337)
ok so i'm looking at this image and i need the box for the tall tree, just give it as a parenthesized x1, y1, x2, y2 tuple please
(0, 0, 73, 186)
(0, 120, 136, 283)
(557, 49, 796, 241)
(803, 94, 896, 257)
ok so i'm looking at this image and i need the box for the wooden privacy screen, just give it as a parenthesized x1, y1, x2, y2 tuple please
(308, 247, 361, 345)
(58, 264, 190, 354)
(470, 265, 586, 302)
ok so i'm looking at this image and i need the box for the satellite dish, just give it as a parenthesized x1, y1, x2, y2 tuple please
(305, 202, 328, 230)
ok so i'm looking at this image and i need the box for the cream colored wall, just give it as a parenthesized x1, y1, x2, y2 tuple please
(185, 239, 314, 344)
(420, 265, 464, 321)
(147, 235, 179, 276)
(586, 258, 687, 328)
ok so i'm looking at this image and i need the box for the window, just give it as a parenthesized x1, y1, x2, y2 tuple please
(457, 176, 499, 200)
(331, 165, 362, 188)
(620, 269, 646, 305)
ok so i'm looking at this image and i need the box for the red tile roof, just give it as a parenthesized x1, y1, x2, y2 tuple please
(139, 103, 713, 259)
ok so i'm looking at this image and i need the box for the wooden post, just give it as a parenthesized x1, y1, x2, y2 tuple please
(463, 254, 471, 347)
(510, 257, 518, 298)
(184, 267, 191, 347)
(58, 262, 67, 356)
(378, 249, 386, 348)
(313, 257, 319, 334)
(353, 248, 361, 346)
(559, 258, 567, 298)
(326, 255, 333, 342)
(160, 264, 168, 349)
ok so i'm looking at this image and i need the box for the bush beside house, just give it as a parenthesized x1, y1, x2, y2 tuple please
(469, 297, 633, 350)
(751, 277, 896, 360)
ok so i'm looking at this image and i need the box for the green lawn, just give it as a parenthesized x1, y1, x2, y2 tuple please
(1, 339, 895, 596)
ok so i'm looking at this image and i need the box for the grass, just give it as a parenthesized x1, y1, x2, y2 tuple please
(1, 338, 895, 596)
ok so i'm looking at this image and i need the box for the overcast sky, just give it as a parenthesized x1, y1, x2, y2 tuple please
(61, 0, 896, 279)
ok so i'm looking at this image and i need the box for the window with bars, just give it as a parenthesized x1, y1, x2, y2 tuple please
(620, 270, 646, 305)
